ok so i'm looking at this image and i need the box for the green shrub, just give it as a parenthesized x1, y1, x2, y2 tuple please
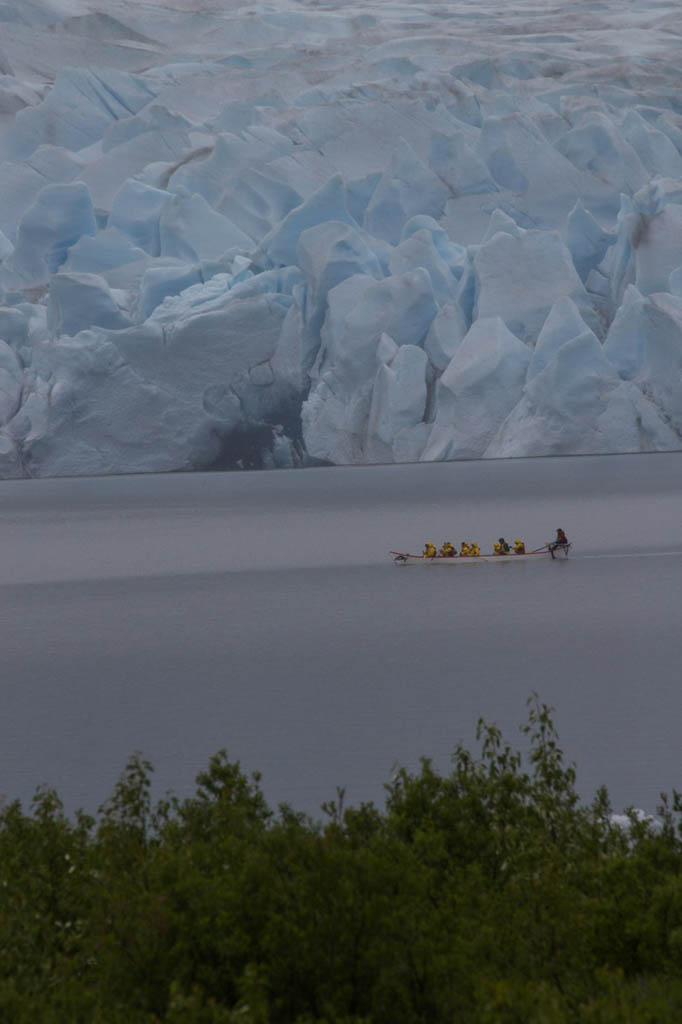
(2, 697, 681, 1022)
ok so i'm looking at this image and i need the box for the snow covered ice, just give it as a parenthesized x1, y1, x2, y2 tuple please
(1, 0, 682, 476)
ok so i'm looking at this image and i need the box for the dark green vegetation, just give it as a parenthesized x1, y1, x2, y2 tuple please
(2, 698, 682, 1022)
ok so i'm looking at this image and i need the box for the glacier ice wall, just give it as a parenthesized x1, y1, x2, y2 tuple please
(1, 0, 682, 477)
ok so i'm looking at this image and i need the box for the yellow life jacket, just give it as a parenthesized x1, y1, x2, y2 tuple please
(471, 543, 480, 556)
(424, 543, 437, 557)
(460, 544, 470, 557)
(493, 541, 501, 554)
(513, 540, 525, 553)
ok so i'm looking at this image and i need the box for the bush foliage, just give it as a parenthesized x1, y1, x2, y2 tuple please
(2, 696, 682, 1022)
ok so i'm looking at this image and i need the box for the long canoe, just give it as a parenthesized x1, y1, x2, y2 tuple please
(390, 544, 570, 565)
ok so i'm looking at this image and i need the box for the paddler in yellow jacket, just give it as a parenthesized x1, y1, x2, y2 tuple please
(423, 541, 437, 558)
(470, 541, 480, 556)
(440, 541, 455, 558)
(513, 538, 526, 554)
(460, 541, 471, 557)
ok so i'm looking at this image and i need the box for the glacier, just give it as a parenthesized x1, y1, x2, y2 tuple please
(0, 0, 682, 477)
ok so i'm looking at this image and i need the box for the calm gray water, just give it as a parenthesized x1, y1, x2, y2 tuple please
(1, 453, 681, 818)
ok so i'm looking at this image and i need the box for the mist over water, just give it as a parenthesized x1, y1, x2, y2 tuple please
(1, 452, 681, 818)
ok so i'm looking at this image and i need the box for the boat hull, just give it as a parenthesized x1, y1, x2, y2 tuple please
(390, 545, 570, 565)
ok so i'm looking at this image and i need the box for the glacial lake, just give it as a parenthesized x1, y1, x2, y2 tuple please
(1, 452, 681, 819)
